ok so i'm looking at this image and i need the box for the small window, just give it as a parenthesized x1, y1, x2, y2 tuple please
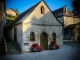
(41, 6, 45, 14)
(30, 32, 35, 41)
(52, 33, 56, 40)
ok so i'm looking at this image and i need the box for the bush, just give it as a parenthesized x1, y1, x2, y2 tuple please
(32, 43, 39, 47)
(49, 40, 59, 49)
(31, 43, 42, 52)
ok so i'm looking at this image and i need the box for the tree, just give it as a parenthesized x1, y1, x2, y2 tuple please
(15, 8, 19, 16)
(6, 8, 19, 24)
(72, 0, 80, 17)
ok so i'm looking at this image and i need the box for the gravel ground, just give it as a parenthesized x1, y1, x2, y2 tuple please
(0, 41, 80, 60)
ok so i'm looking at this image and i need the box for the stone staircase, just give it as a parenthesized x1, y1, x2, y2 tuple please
(6, 41, 22, 55)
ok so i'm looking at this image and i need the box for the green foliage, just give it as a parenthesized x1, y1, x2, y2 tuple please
(6, 8, 19, 24)
(72, 0, 80, 17)
(15, 8, 19, 16)
(6, 15, 18, 24)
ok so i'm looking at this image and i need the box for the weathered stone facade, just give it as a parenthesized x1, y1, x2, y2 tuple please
(74, 23, 80, 41)
(53, 6, 80, 40)
(7, 1, 63, 53)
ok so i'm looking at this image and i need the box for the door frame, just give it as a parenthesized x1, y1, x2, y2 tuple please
(40, 32, 48, 50)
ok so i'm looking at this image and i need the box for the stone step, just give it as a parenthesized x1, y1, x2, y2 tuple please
(6, 42, 21, 55)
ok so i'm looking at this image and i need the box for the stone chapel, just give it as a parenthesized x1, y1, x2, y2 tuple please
(6, 0, 63, 53)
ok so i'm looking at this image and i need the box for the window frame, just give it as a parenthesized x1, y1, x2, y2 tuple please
(30, 32, 35, 41)
(52, 33, 56, 40)
(41, 6, 45, 14)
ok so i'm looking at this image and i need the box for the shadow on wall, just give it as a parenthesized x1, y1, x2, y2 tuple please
(4, 11, 62, 53)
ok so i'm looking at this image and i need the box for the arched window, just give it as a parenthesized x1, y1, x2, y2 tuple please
(41, 6, 45, 14)
(52, 33, 56, 40)
(30, 32, 35, 41)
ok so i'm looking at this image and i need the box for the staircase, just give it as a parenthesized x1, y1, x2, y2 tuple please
(6, 41, 22, 55)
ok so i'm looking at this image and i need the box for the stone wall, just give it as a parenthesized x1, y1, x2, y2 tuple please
(22, 24, 62, 52)
(64, 7, 80, 27)
(16, 24, 22, 50)
(64, 16, 74, 27)
(74, 24, 80, 41)
(6, 9, 16, 16)
(7, 1, 63, 53)
(7, 24, 22, 50)
(22, 1, 63, 53)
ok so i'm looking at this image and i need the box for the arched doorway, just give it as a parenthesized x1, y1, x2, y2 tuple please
(40, 32, 48, 50)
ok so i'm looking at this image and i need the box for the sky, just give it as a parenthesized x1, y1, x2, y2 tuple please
(6, 0, 73, 14)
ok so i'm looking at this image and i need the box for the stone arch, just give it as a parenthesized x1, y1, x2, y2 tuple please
(39, 30, 49, 36)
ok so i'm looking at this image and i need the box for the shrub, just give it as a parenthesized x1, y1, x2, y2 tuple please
(51, 40, 56, 45)
(49, 40, 59, 49)
(31, 43, 42, 52)
(32, 43, 39, 47)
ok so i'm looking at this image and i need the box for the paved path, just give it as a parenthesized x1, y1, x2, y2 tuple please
(0, 41, 80, 60)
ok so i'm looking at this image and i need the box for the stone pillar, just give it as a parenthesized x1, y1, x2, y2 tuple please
(74, 24, 80, 41)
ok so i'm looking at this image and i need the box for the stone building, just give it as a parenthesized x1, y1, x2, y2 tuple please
(0, 0, 6, 56)
(52, 6, 80, 40)
(6, 0, 63, 53)
(74, 23, 80, 41)
(6, 8, 17, 17)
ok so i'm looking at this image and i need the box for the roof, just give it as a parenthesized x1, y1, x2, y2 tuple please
(65, 24, 76, 29)
(6, 1, 40, 28)
(6, 0, 62, 29)
(65, 22, 80, 29)
(52, 6, 75, 18)
(7, 8, 16, 13)
(52, 7, 64, 18)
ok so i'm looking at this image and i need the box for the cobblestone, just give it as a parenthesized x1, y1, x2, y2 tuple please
(0, 41, 80, 60)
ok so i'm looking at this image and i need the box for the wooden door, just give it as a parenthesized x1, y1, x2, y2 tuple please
(40, 32, 48, 50)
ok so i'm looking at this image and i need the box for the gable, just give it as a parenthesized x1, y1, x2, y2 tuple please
(23, 1, 62, 26)
(9, 0, 62, 28)
(6, 8, 16, 16)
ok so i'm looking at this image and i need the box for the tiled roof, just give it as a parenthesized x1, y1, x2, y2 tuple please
(6, 0, 62, 29)
(9, 8, 16, 13)
(65, 22, 80, 29)
(7, 1, 40, 28)
(52, 6, 74, 17)
(65, 24, 76, 29)
(52, 7, 64, 17)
